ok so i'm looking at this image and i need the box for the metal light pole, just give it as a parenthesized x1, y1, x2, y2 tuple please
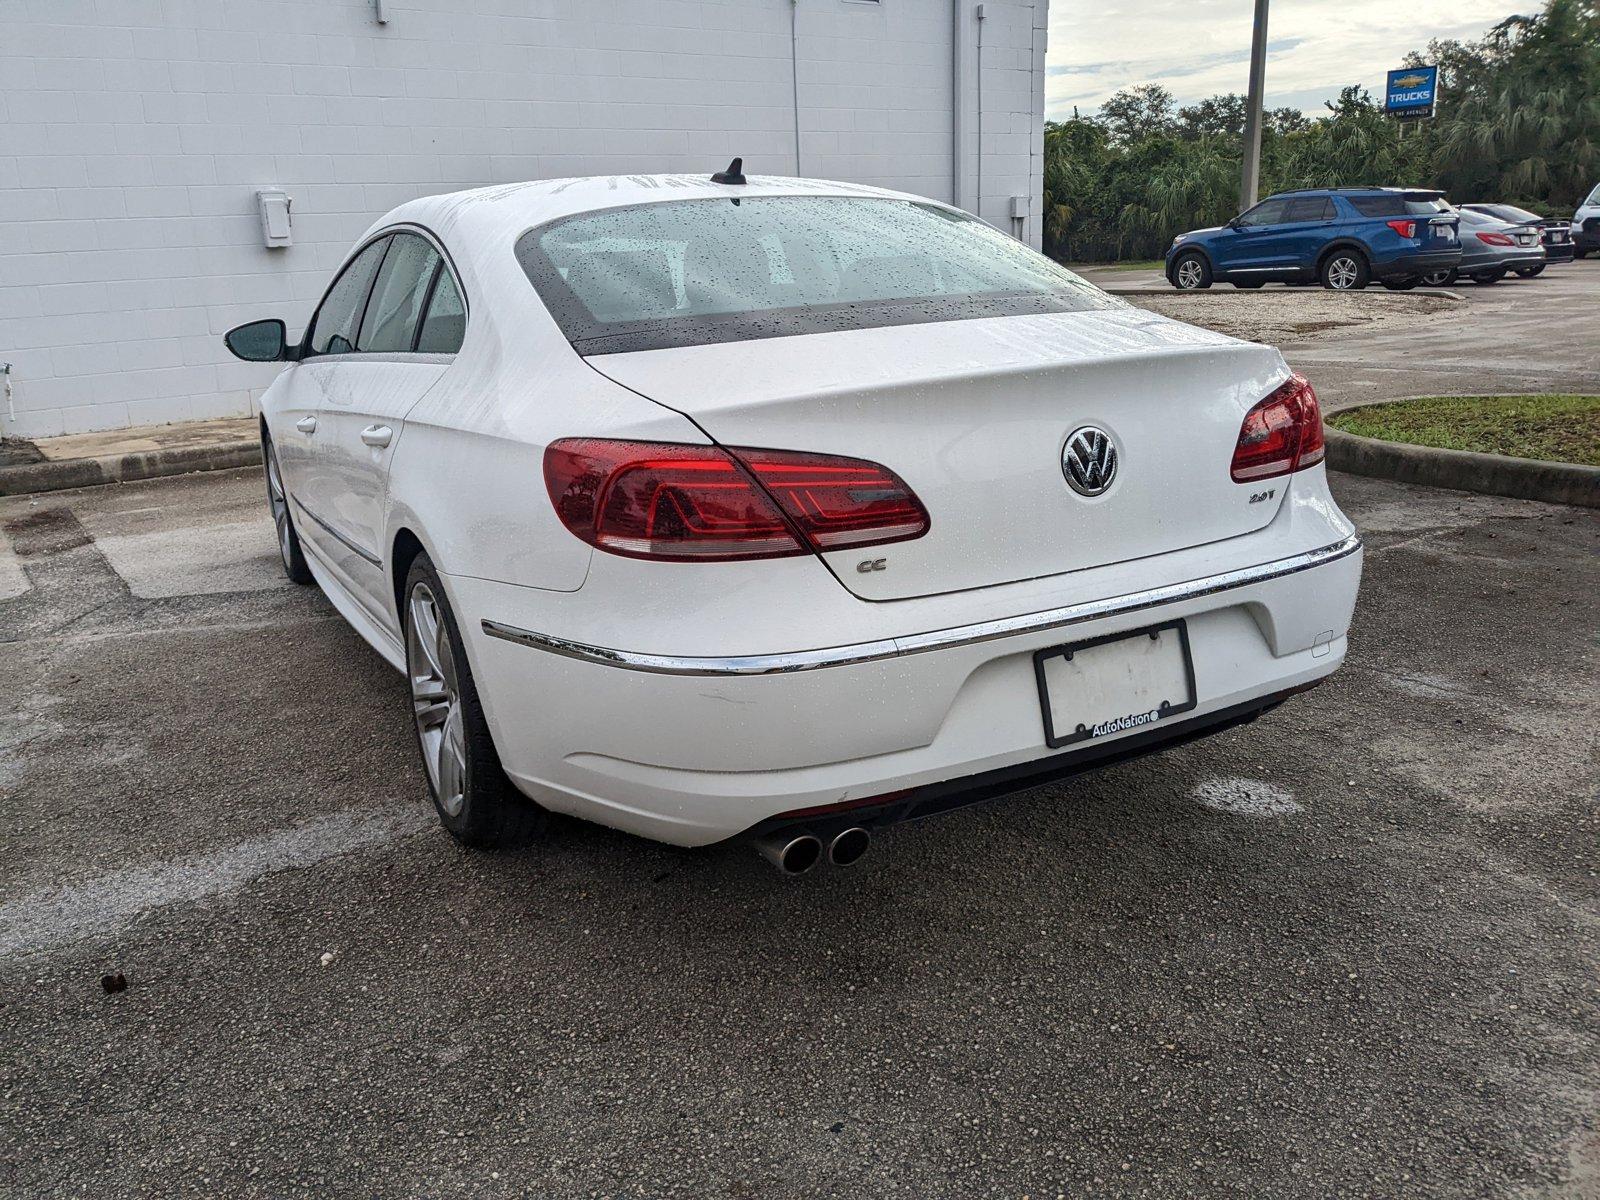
(1238, 0, 1270, 212)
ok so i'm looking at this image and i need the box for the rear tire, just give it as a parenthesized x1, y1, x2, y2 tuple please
(403, 555, 546, 849)
(264, 435, 313, 586)
(1513, 264, 1545, 278)
(1171, 252, 1211, 290)
(1420, 268, 1457, 287)
(1471, 269, 1506, 285)
(1320, 250, 1368, 290)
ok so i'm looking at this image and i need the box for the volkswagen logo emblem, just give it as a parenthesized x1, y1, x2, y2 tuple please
(1062, 426, 1117, 496)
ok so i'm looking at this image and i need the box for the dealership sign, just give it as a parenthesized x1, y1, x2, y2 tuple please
(1385, 65, 1439, 119)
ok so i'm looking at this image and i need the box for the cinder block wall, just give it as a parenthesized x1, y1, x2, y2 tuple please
(0, 0, 1046, 439)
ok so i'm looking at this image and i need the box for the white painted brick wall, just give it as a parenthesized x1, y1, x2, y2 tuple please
(0, 0, 1046, 438)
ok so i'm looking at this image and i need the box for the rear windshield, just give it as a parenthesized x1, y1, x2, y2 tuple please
(516, 197, 1116, 355)
(1348, 194, 1451, 217)
(1480, 204, 1540, 224)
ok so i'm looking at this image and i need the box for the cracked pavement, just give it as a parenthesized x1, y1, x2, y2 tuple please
(3, 267, 1598, 1195)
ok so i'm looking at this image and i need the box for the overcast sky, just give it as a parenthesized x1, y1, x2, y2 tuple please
(1043, 0, 1519, 121)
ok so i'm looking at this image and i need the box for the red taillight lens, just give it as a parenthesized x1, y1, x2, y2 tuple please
(1476, 231, 1515, 246)
(1230, 374, 1325, 483)
(735, 448, 930, 550)
(1385, 219, 1418, 238)
(543, 439, 929, 562)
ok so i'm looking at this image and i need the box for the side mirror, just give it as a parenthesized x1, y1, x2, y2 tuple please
(224, 318, 294, 362)
(1227, 217, 1244, 230)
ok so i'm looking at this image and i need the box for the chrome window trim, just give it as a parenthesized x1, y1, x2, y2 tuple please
(481, 534, 1361, 677)
(300, 222, 469, 360)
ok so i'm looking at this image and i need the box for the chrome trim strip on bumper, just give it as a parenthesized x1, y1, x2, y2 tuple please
(290, 492, 382, 566)
(480, 534, 1362, 677)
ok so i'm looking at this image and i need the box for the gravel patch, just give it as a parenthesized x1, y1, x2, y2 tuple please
(1131, 292, 1458, 345)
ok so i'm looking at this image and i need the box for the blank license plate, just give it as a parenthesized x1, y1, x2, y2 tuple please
(1033, 621, 1197, 749)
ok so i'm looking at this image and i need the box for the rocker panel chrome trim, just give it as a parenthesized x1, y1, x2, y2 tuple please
(291, 492, 382, 566)
(480, 534, 1361, 677)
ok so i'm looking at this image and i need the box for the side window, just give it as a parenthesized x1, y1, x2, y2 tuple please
(416, 268, 466, 353)
(357, 233, 442, 353)
(1284, 197, 1334, 222)
(1237, 199, 1289, 227)
(307, 237, 390, 356)
(1349, 195, 1406, 218)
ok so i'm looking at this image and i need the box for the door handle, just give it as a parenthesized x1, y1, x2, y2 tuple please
(295, 416, 317, 434)
(360, 424, 393, 448)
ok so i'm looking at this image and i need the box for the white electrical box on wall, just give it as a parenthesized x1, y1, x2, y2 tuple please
(1010, 195, 1028, 219)
(257, 189, 293, 248)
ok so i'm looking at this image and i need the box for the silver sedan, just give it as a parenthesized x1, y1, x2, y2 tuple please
(1421, 209, 1546, 285)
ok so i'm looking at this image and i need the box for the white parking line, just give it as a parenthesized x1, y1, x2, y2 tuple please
(0, 806, 433, 959)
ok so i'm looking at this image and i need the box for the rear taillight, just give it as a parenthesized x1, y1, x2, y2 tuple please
(1385, 219, 1418, 238)
(1476, 231, 1515, 246)
(543, 439, 929, 562)
(1230, 374, 1326, 483)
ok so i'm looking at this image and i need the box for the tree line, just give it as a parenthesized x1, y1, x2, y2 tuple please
(1042, 0, 1599, 263)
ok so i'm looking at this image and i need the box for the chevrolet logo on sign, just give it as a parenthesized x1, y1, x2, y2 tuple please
(1386, 64, 1439, 117)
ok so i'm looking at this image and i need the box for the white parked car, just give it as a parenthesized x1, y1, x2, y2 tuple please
(1573, 181, 1600, 257)
(227, 166, 1362, 873)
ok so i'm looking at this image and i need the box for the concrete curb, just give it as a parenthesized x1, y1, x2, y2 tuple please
(0, 440, 261, 497)
(1324, 396, 1600, 509)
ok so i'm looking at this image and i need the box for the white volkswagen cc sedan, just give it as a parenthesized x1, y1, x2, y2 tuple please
(226, 167, 1362, 873)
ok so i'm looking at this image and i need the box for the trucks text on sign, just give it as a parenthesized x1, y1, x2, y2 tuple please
(1385, 65, 1439, 119)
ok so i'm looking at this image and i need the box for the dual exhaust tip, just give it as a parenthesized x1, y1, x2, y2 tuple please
(757, 826, 870, 875)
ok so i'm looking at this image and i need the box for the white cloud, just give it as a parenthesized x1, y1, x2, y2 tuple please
(1045, 0, 1517, 120)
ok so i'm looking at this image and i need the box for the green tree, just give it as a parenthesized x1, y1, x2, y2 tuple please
(1095, 84, 1179, 145)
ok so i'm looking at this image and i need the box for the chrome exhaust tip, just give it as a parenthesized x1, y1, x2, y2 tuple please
(756, 831, 823, 876)
(828, 826, 871, 868)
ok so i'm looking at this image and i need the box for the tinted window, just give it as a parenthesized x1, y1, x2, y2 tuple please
(1237, 199, 1290, 227)
(307, 237, 389, 356)
(358, 233, 442, 352)
(1349, 195, 1407, 217)
(1284, 198, 1334, 222)
(1487, 204, 1540, 224)
(517, 197, 1116, 355)
(416, 268, 466, 353)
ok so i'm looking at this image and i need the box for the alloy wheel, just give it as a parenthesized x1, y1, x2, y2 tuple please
(407, 582, 467, 817)
(265, 444, 294, 570)
(1176, 259, 1203, 289)
(1327, 256, 1359, 289)
(1420, 270, 1452, 287)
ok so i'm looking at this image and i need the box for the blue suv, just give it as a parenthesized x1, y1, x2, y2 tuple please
(1164, 187, 1463, 291)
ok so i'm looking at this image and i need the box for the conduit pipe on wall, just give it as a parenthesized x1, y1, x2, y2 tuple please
(791, 0, 803, 176)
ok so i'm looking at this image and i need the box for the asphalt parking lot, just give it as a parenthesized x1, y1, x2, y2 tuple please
(3, 272, 1597, 1198)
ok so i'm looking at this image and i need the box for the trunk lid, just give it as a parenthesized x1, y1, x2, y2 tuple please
(584, 308, 1292, 601)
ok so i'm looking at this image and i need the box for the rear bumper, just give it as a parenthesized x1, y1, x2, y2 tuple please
(747, 684, 1315, 841)
(1376, 249, 1461, 279)
(454, 486, 1362, 846)
(1469, 252, 1546, 273)
(1543, 242, 1576, 264)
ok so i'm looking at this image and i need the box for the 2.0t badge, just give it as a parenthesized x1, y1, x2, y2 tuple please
(1062, 426, 1118, 496)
